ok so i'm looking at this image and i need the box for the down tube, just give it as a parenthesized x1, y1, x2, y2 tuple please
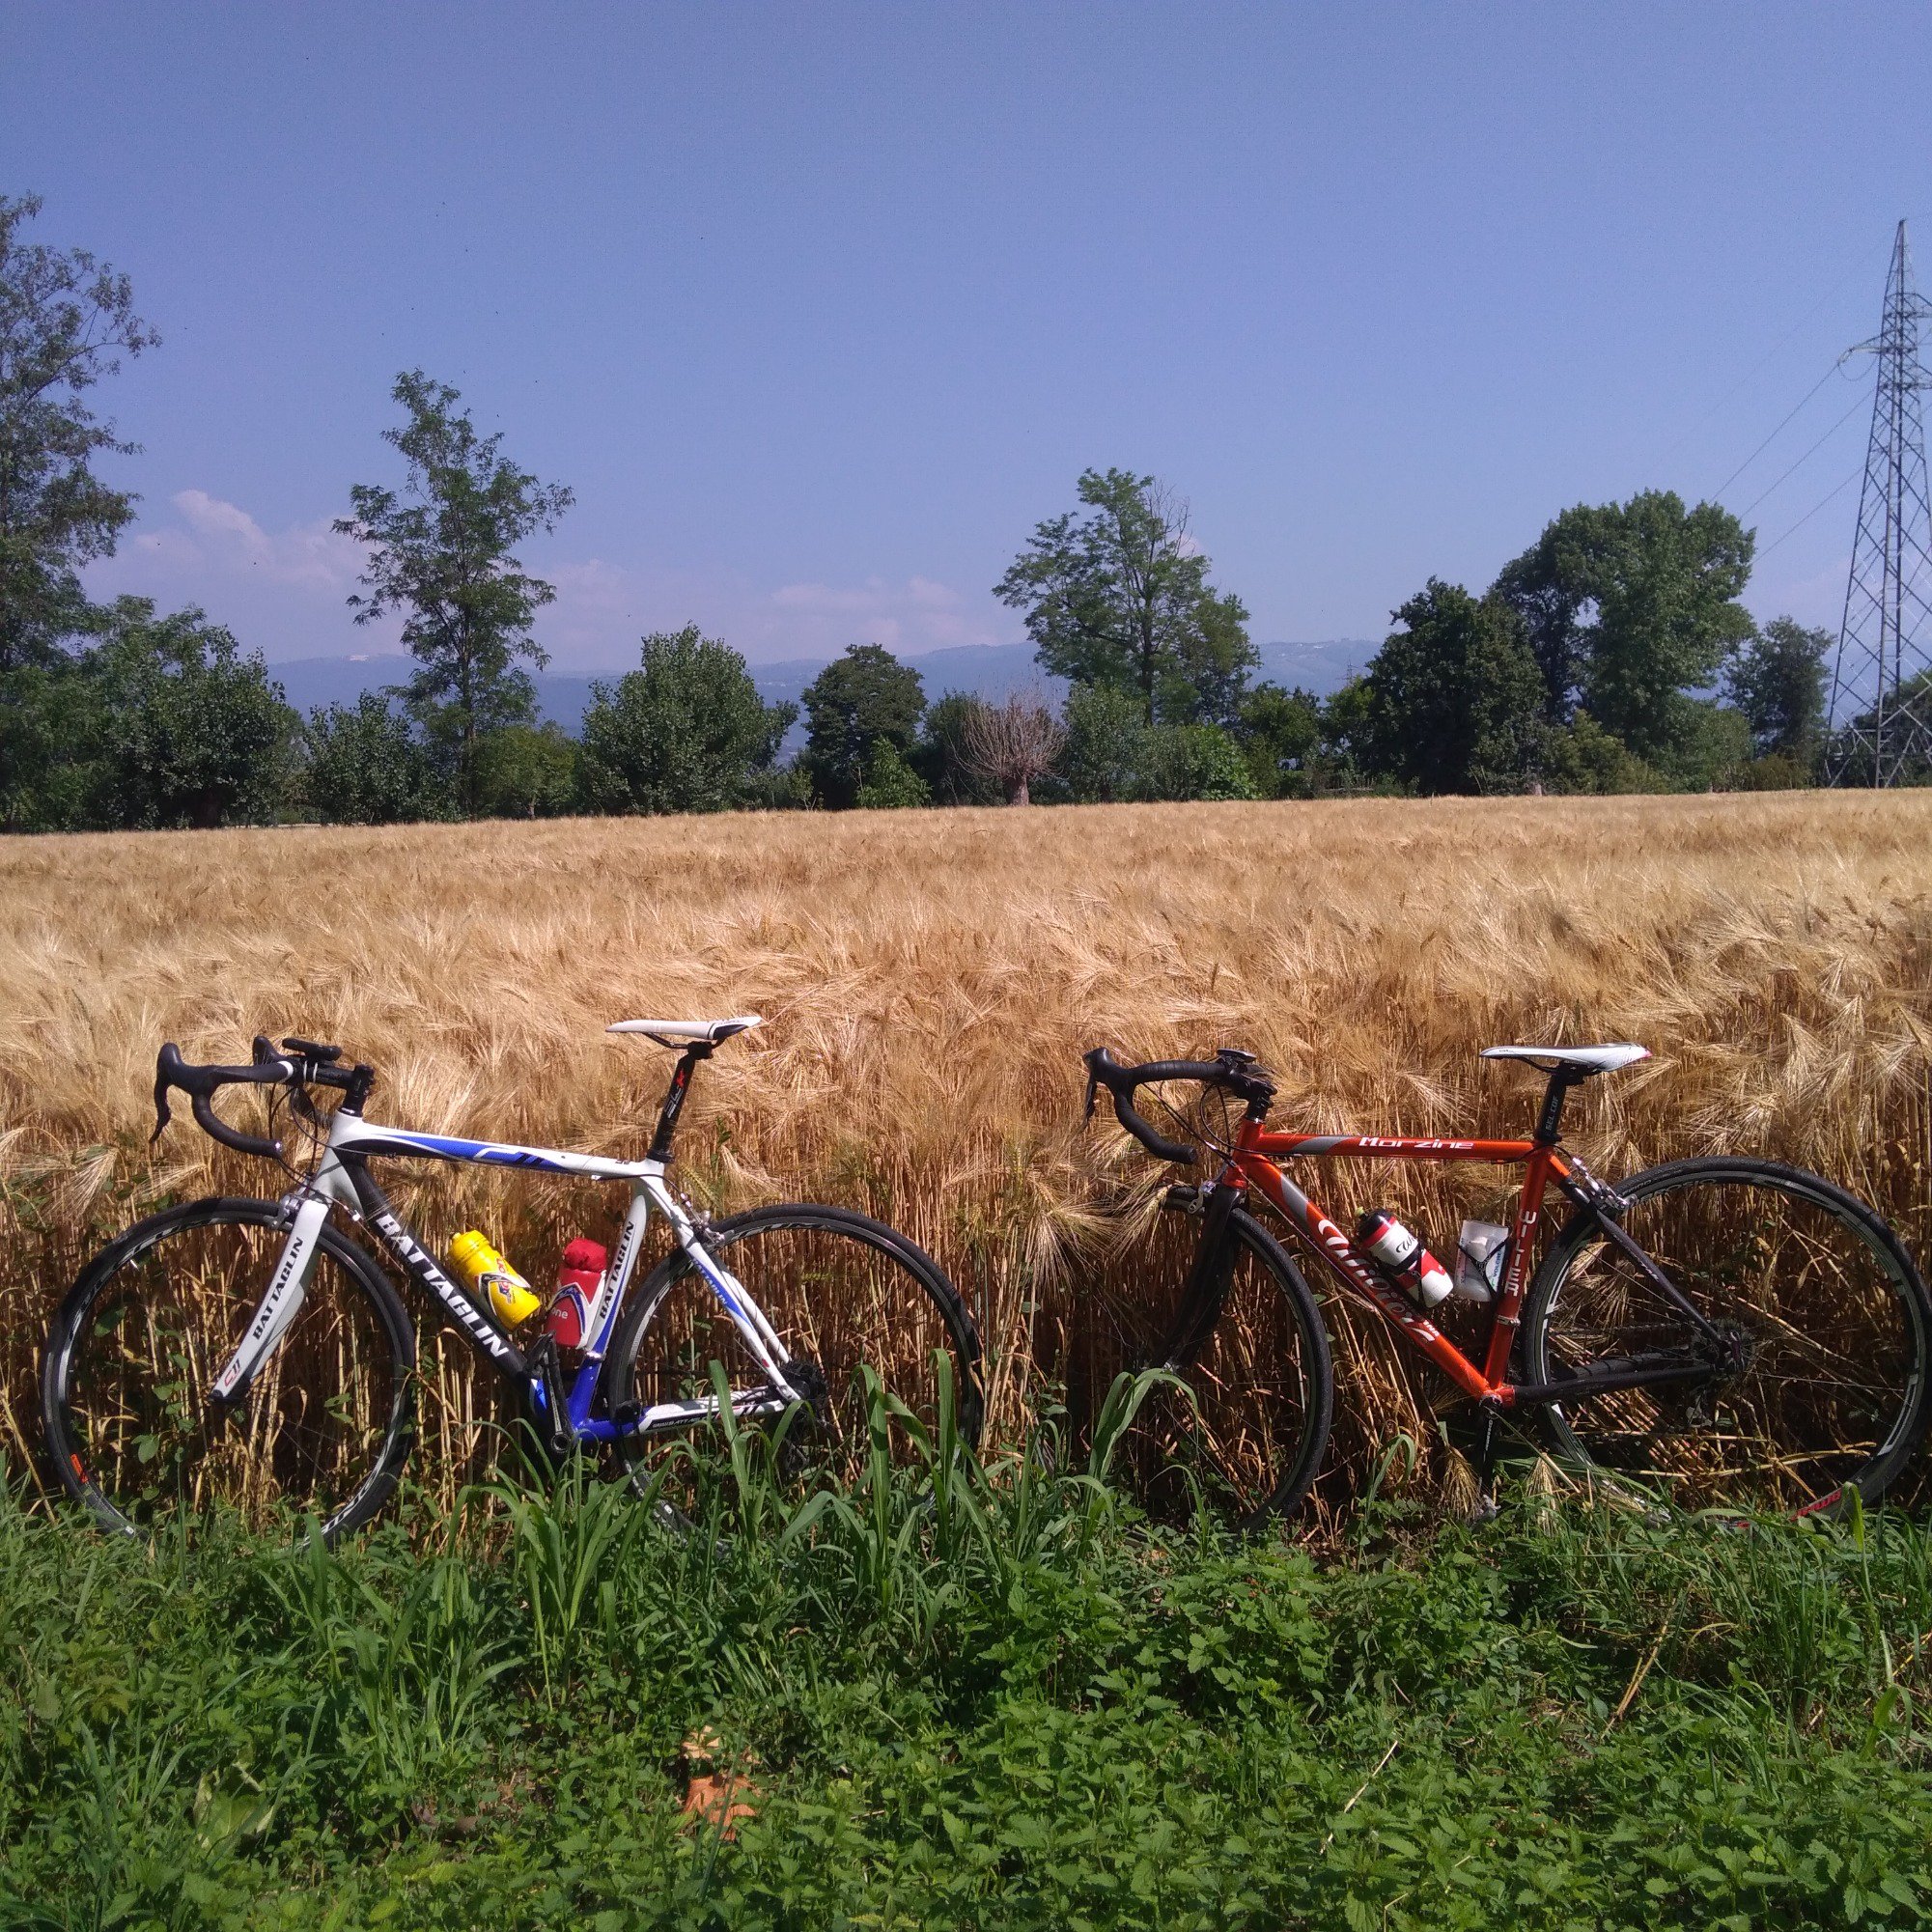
(1243, 1156, 1495, 1401)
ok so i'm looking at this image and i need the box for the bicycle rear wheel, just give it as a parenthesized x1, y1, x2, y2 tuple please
(1521, 1159, 1932, 1515)
(607, 1203, 983, 1494)
(42, 1197, 414, 1543)
(1122, 1195, 1334, 1532)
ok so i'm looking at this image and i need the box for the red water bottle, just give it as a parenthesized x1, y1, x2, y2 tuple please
(545, 1238, 609, 1354)
(1355, 1209, 1454, 1308)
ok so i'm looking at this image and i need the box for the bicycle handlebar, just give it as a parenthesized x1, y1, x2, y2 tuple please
(152, 1036, 362, 1162)
(1082, 1046, 1277, 1165)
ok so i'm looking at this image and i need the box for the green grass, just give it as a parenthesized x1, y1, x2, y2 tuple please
(4, 1393, 1932, 1931)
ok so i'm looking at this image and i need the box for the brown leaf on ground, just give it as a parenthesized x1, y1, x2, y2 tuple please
(678, 1727, 760, 1839)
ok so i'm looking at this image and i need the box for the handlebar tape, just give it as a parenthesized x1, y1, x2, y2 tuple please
(153, 1041, 289, 1161)
(1082, 1047, 1219, 1165)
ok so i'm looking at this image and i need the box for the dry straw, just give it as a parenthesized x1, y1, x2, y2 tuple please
(4, 791, 1930, 1507)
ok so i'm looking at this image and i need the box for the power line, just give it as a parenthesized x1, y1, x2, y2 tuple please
(1755, 466, 1861, 560)
(1735, 388, 1872, 517)
(1706, 359, 1847, 500)
(1652, 233, 1894, 479)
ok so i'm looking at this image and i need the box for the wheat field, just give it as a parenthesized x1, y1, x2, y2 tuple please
(4, 792, 1931, 1508)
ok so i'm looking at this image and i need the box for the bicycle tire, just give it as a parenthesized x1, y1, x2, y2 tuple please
(1127, 1199, 1334, 1533)
(1521, 1158, 1932, 1516)
(605, 1202, 983, 1492)
(42, 1195, 415, 1544)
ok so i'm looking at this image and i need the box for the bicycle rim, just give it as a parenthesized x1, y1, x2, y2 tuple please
(44, 1199, 413, 1542)
(611, 1204, 982, 1494)
(1525, 1160, 1932, 1515)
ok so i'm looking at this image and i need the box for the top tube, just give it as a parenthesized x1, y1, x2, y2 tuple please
(330, 1118, 664, 1183)
(1254, 1130, 1547, 1163)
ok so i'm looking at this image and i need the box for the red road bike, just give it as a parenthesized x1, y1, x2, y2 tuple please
(1083, 1041, 1932, 1526)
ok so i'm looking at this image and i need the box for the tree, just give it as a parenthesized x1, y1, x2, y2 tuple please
(1724, 616, 1830, 766)
(88, 598, 297, 828)
(1542, 711, 1662, 796)
(911, 691, 1003, 805)
(0, 193, 158, 828)
(965, 693, 1063, 804)
(478, 722, 577, 818)
(577, 625, 796, 816)
(1147, 723, 1256, 800)
(1237, 682, 1324, 798)
(335, 371, 573, 817)
(801, 643, 925, 809)
(854, 741, 931, 808)
(0, 194, 157, 669)
(1492, 490, 1755, 766)
(303, 694, 449, 825)
(1358, 580, 1546, 794)
(994, 468, 1257, 725)
(1055, 683, 1152, 802)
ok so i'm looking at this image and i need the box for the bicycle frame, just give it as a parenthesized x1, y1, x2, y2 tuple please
(212, 1103, 802, 1442)
(1211, 1116, 1726, 1409)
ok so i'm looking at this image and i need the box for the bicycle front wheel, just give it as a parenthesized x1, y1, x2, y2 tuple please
(42, 1196, 414, 1543)
(607, 1203, 983, 1491)
(1122, 1197, 1334, 1532)
(1521, 1159, 1932, 1515)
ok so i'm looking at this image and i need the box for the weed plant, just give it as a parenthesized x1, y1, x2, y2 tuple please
(3, 1378, 1930, 1930)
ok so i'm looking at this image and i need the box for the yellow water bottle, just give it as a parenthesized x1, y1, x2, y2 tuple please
(449, 1229, 543, 1328)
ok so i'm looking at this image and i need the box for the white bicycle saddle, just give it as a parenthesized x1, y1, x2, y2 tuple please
(607, 1016, 764, 1045)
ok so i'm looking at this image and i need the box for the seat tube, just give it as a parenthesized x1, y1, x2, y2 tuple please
(1482, 1141, 1558, 1387)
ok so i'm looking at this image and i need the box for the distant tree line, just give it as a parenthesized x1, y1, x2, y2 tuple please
(0, 193, 1866, 832)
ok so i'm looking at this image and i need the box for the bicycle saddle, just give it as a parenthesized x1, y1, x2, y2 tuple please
(607, 1016, 764, 1045)
(1480, 1043, 1649, 1076)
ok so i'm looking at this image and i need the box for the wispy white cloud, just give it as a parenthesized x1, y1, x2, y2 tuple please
(761, 574, 1002, 654)
(88, 490, 1019, 668)
(135, 490, 367, 593)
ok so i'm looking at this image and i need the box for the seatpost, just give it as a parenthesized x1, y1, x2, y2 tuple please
(649, 1043, 712, 1162)
(1534, 1067, 1579, 1145)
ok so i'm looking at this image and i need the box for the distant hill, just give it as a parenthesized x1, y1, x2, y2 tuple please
(266, 636, 1378, 737)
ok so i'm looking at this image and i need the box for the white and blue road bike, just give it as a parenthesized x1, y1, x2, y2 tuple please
(42, 1022, 982, 1542)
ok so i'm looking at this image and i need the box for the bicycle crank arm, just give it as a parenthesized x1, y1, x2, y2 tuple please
(617, 1387, 794, 1437)
(1508, 1354, 1720, 1407)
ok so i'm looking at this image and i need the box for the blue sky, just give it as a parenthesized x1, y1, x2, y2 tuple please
(5, 4, 1929, 668)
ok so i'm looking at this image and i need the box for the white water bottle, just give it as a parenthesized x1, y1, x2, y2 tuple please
(1455, 1220, 1511, 1303)
(1356, 1208, 1454, 1308)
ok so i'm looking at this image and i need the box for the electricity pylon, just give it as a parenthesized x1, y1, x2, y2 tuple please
(1826, 221, 1932, 785)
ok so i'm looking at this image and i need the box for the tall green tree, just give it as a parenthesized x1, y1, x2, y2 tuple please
(88, 598, 298, 828)
(1724, 616, 1830, 766)
(1491, 490, 1755, 766)
(577, 625, 795, 815)
(0, 193, 158, 827)
(801, 643, 926, 809)
(994, 468, 1257, 725)
(335, 371, 573, 817)
(1359, 580, 1546, 795)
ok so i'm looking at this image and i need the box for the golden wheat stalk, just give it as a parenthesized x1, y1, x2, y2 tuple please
(4, 791, 1929, 1512)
